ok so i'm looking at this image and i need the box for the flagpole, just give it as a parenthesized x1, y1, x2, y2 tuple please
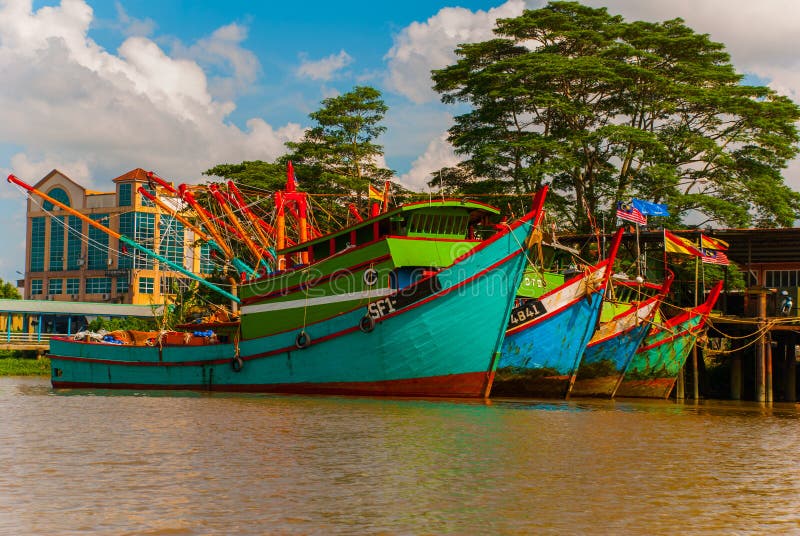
(692, 236, 700, 401)
(635, 222, 641, 278)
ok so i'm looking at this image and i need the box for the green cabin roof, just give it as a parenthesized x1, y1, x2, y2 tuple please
(279, 198, 500, 255)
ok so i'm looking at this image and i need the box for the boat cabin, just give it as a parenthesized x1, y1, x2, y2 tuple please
(278, 199, 502, 268)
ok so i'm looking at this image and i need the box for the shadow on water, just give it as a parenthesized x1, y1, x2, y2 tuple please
(8, 377, 800, 420)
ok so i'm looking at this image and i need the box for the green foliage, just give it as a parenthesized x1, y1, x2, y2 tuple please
(87, 316, 157, 332)
(204, 86, 412, 233)
(431, 1, 800, 231)
(287, 86, 392, 192)
(0, 277, 21, 299)
(0, 357, 50, 376)
(203, 160, 286, 192)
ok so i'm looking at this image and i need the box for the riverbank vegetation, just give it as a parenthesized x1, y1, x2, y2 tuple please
(0, 351, 50, 376)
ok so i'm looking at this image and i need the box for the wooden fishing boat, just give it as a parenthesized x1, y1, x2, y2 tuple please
(570, 274, 673, 398)
(615, 280, 723, 399)
(491, 229, 623, 398)
(20, 170, 548, 398)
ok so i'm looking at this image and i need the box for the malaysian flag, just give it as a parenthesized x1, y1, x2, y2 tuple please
(700, 248, 730, 265)
(617, 202, 647, 225)
(700, 233, 730, 265)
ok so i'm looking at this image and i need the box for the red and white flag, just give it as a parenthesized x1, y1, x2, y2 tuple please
(616, 202, 647, 225)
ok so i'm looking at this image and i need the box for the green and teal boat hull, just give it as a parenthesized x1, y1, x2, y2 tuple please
(615, 281, 722, 399)
(49, 199, 543, 398)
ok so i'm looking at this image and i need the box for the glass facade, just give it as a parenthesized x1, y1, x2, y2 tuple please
(116, 277, 129, 294)
(66, 278, 80, 295)
(118, 212, 134, 269)
(27, 175, 207, 305)
(87, 214, 109, 270)
(118, 183, 132, 207)
(160, 276, 191, 295)
(135, 213, 155, 269)
(42, 187, 70, 210)
(48, 278, 63, 295)
(86, 277, 111, 294)
(159, 215, 184, 267)
(49, 216, 64, 271)
(66, 216, 83, 270)
(140, 184, 155, 207)
(30, 217, 45, 272)
(199, 243, 215, 274)
(138, 276, 154, 294)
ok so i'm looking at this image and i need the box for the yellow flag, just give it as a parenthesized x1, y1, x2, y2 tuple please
(368, 184, 383, 201)
(664, 230, 701, 257)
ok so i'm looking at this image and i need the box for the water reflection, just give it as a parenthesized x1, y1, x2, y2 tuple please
(1, 377, 799, 535)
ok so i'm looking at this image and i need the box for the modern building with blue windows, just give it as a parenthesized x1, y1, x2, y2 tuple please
(23, 168, 213, 305)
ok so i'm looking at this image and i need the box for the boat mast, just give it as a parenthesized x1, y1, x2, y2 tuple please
(208, 183, 272, 273)
(177, 184, 257, 279)
(137, 186, 254, 277)
(8, 174, 240, 304)
(225, 181, 275, 246)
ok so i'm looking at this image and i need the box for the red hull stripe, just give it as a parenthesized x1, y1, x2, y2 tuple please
(384, 235, 482, 244)
(637, 322, 704, 353)
(51, 370, 493, 398)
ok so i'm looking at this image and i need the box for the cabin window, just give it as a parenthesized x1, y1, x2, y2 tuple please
(31, 279, 43, 295)
(311, 243, 329, 263)
(406, 211, 471, 238)
(48, 279, 63, 295)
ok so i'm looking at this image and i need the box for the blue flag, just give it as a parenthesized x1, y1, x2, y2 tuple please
(632, 198, 669, 217)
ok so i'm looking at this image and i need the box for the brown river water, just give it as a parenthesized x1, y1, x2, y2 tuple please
(1, 376, 799, 535)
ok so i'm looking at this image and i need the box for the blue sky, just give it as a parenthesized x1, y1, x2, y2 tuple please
(2, 0, 800, 285)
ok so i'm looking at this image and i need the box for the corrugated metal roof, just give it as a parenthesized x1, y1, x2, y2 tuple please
(0, 299, 163, 317)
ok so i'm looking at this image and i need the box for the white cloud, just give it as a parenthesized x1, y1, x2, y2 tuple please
(296, 50, 353, 81)
(0, 0, 302, 185)
(172, 23, 261, 102)
(113, 1, 155, 38)
(384, 0, 527, 104)
(398, 133, 461, 191)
